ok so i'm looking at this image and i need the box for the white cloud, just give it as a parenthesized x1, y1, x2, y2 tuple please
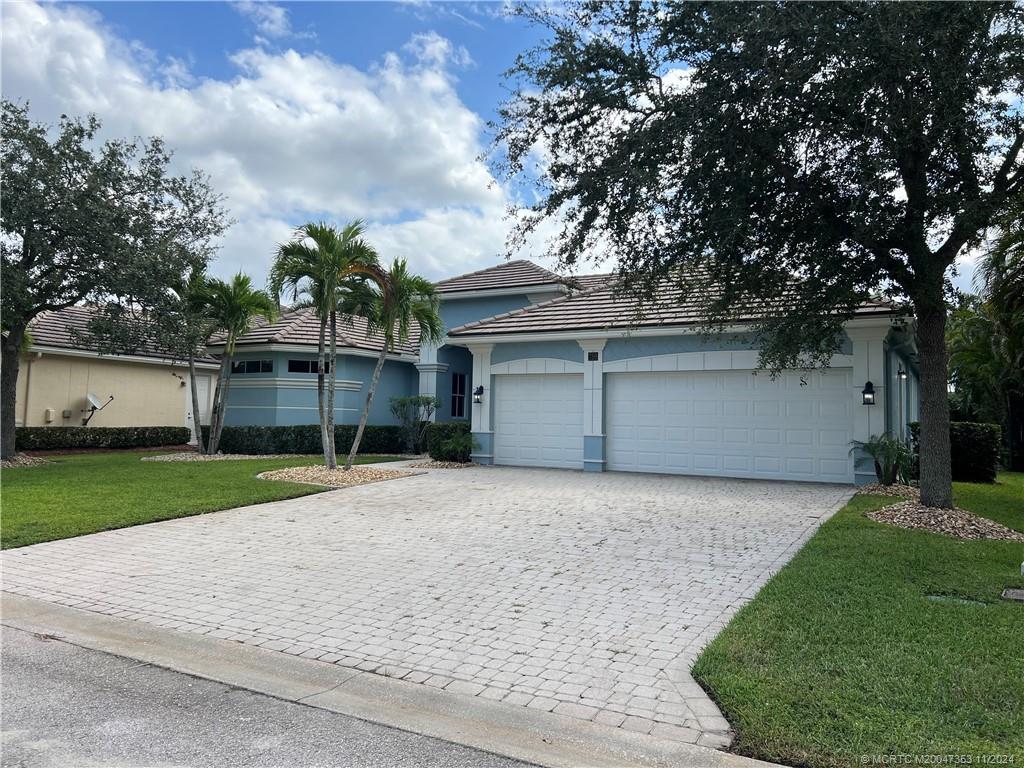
(232, 2, 295, 40)
(0, 1, 565, 284)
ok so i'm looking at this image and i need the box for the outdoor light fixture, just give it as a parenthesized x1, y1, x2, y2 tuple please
(862, 381, 876, 405)
(897, 367, 908, 381)
(473, 385, 484, 404)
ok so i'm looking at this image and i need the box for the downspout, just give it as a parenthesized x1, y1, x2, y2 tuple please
(22, 352, 40, 425)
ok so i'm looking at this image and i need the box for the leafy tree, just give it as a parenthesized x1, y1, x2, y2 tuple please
(948, 207, 1024, 469)
(0, 101, 226, 459)
(344, 259, 443, 470)
(205, 274, 277, 454)
(495, 2, 1023, 507)
(269, 222, 386, 469)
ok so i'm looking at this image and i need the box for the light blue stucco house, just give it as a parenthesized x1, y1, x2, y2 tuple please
(211, 260, 920, 485)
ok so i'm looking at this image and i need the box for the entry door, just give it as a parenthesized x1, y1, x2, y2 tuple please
(493, 374, 584, 469)
(605, 369, 853, 482)
(187, 374, 213, 444)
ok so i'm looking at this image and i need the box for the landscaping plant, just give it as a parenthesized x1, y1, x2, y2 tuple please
(850, 433, 914, 486)
(389, 395, 442, 453)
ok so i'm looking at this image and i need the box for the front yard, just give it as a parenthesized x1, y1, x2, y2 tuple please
(1, 451, 404, 549)
(694, 472, 1024, 766)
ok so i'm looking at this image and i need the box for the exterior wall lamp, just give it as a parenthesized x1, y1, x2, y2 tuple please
(897, 367, 908, 381)
(473, 385, 484, 404)
(862, 381, 876, 405)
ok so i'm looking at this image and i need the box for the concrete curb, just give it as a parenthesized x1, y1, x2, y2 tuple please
(2, 593, 778, 768)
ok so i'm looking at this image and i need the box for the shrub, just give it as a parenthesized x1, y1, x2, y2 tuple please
(438, 431, 477, 463)
(389, 395, 441, 453)
(423, 421, 471, 461)
(849, 433, 913, 485)
(908, 421, 1001, 483)
(16, 426, 191, 451)
(198, 424, 405, 455)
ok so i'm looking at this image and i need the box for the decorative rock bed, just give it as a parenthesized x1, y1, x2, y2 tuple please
(0, 454, 51, 469)
(142, 452, 312, 462)
(857, 482, 921, 500)
(256, 465, 417, 488)
(866, 501, 1024, 542)
(406, 460, 476, 469)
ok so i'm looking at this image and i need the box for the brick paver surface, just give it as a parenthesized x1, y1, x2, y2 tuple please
(1, 465, 851, 746)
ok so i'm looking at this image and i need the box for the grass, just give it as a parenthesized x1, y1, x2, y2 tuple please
(1, 451, 406, 549)
(693, 472, 1024, 767)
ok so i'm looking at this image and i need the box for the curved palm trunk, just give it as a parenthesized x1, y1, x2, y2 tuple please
(188, 354, 206, 454)
(345, 345, 387, 471)
(208, 351, 231, 455)
(317, 315, 329, 465)
(326, 310, 338, 469)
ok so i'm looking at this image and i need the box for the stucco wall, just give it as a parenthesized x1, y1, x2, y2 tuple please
(15, 352, 196, 428)
(222, 350, 417, 427)
(440, 294, 538, 333)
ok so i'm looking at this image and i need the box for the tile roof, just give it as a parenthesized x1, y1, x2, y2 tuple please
(434, 260, 562, 294)
(218, 307, 420, 357)
(448, 276, 897, 338)
(27, 306, 219, 364)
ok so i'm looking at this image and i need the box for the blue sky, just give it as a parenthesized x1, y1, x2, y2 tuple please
(2, 1, 555, 283)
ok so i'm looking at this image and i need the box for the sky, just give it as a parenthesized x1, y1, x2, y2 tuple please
(1, 0, 982, 291)
(1, 0, 557, 284)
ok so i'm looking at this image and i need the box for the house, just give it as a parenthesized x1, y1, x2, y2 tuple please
(15, 306, 220, 440)
(215, 259, 919, 485)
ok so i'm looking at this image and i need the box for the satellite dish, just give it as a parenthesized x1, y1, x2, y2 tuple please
(87, 393, 104, 409)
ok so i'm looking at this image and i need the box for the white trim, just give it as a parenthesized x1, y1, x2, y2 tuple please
(490, 358, 584, 375)
(205, 342, 416, 363)
(415, 363, 449, 374)
(602, 351, 854, 373)
(25, 344, 220, 370)
(226, 405, 359, 412)
(447, 315, 897, 346)
(228, 377, 362, 391)
(439, 284, 566, 301)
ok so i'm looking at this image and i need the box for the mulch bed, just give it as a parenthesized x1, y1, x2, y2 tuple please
(0, 454, 52, 469)
(866, 500, 1024, 542)
(257, 465, 417, 488)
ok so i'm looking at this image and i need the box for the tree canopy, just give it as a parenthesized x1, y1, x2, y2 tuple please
(495, 1, 1024, 506)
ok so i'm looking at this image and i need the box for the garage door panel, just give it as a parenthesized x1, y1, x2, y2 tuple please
(606, 370, 853, 483)
(493, 374, 583, 470)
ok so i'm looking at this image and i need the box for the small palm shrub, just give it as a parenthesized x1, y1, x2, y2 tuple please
(850, 433, 913, 485)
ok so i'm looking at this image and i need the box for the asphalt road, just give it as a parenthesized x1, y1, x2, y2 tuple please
(0, 626, 530, 768)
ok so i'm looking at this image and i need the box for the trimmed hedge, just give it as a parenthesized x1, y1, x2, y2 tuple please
(200, 424, 404, 455)
(909, 421, 1001, 483)
(423, 421, 471, 461)
(16, 426, 191, 451)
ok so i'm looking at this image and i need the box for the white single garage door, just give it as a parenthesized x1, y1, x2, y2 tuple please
(606, 369, 853, 483)
(493, 374, 584, 469)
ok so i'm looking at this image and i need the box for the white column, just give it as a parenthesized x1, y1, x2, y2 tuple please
(849, 325, 889, 483)
(416, 341, 447, 421)
(578, 339, 607, 471)
(468, 344, 494, 463)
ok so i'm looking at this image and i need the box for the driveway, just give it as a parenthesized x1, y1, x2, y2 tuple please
(1, 465, 851, 748)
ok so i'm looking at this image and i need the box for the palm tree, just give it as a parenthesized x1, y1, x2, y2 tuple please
(344, 258, 443, 470)
(269, 222, 386, 468)
(172, 269, 216, 454)
(206, 273, 277, 454)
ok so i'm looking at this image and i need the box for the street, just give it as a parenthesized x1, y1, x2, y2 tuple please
(0, 626, 528, 768)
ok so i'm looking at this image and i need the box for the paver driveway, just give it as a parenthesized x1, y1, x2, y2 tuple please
(2, 465, 851, 747)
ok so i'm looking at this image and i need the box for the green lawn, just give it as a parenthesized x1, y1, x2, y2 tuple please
(693, 473, 1024, 767)
(1, 451, 405, 549)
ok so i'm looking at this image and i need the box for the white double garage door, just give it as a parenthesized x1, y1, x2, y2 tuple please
(493, 369, 854, 483)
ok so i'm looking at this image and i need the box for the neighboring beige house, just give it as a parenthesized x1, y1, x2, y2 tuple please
(15, 306, 219, 442)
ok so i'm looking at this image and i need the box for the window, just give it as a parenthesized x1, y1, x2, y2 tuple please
(451, 373, 467, 418)
(287, 359, 330, 374)
(231, 359, 273, 374)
